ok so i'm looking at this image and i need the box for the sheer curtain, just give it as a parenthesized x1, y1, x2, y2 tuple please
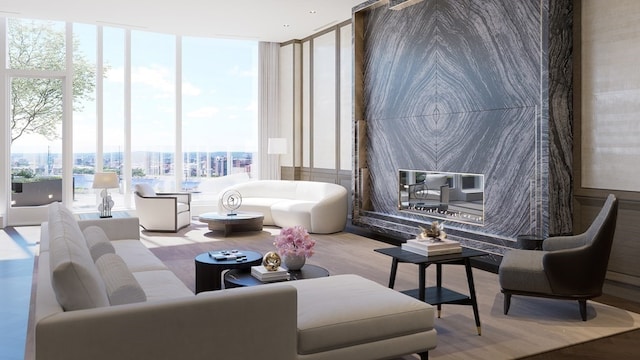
(258, 42, 280, 180)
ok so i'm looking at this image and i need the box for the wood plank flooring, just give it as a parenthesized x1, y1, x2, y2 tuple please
(147, 224, 640, 359)
(13, 223, 640, 360)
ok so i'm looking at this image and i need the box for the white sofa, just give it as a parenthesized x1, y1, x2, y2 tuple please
(133, 183, 191, 232)
(217, 180, 348, 234)
(32, 202, 437, 360)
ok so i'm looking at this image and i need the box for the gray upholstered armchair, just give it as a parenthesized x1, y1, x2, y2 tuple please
(499, 194, 618, 321)
(133, 183, 192, 232)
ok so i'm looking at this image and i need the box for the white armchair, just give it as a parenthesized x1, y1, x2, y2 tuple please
(134, 183, 192, 232)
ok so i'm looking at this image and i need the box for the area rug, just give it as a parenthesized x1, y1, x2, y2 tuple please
(146, 224, 640, 360)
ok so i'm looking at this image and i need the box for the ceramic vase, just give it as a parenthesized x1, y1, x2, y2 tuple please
(283, 254, 306, 271)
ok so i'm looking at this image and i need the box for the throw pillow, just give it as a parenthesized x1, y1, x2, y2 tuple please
(135, 183, 156, 197)
(48, 204, 110, 310)
(83, 226, 116, 262)
(95, 253, 147, 305)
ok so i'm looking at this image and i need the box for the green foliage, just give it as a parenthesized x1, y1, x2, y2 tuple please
(11, 175, 61, 184)
(12, 168, 35, 178)
(132, 168, 146, 177)
(73, 167, 95, 174)
(104, 167, 121, 176)
(8, 19, 98, 143)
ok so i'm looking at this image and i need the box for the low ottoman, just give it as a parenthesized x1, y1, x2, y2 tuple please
(284, 274, 437, 359)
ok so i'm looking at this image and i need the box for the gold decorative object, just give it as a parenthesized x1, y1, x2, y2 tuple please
(262, 251, 282, 271)
(418, 221, 447, 241)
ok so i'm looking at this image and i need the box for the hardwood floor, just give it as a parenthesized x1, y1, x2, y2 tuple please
(4, 223, 640, 359)
(350, 224, 640, 360)
(520, 294, 640, 359)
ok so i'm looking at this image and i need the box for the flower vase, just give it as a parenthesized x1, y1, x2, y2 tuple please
(283, 254, 306, 271)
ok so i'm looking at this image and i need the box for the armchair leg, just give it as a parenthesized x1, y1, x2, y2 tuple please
(579, 299, 587, 321)
(418, 351, 429, 360)
(503, 292, 511, 315)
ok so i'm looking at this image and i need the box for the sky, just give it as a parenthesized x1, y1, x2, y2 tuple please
(10, 20, 259, 155)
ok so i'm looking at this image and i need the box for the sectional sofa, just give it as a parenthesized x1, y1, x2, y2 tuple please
(217, 180, 348, 234)
(32, 202, 437, 360)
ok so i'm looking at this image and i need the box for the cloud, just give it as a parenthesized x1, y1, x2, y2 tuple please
(229, 65, 257, 78)
(106, 65, 202, 97)
(187, 106, 220, 118)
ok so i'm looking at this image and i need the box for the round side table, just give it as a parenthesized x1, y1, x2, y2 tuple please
(223, 264, 330, 288)
(194, 250, 262, 293)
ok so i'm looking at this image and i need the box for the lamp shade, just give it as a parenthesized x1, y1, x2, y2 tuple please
(92, 172, 119, 189)
(267, 138, 287, 155)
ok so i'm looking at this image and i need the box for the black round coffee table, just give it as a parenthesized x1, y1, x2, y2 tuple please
(223, 264, 330, 288)
(194, 250, 263, 293)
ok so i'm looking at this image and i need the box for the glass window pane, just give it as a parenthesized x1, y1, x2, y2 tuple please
(131, 30, 176, 193)
(182, 37, 258, 202)
(103, 27, 126, 208)
(8, 18, 66, 71)
(72, 23, 98, 212)
(10, 77, 63, 207)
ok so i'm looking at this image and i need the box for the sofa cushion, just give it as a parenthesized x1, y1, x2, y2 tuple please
(133, 270, 194, 301)
(288, 274, 435, 355)
(48, 204, 109, 310)
(499, 249, 553, 294)
(95, 253, 147, 305)
(83, 225, 116, 262)
(270, 200, 314, 229)
(135, 183, 156, 197)
(112, 240, 169, 272)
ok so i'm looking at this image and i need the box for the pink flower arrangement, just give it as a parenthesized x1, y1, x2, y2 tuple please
(273, 226, 316, 258)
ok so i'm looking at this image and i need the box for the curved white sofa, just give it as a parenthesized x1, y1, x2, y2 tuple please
(217, 180, 348, 234)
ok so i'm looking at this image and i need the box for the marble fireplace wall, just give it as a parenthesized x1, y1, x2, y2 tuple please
(353, 0, 573, 242)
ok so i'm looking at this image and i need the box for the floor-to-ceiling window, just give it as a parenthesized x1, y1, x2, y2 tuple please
(5, 19, 68, 224)
(2, 17, 258, 225)
(131, 31, 176, 194)
(182, 37, 258, 204)
(72, 23, 98, 212)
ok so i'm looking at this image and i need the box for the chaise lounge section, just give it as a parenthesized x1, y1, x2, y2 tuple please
(32, 203, 437, 360)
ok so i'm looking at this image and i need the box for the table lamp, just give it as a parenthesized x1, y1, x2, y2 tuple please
(92, 172, 119, 218)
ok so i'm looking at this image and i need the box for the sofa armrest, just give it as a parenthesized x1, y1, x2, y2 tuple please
(542, 233, 587, 251)
(77, 217, 141, 241)
(36, 285, 298, 360)
(310, 187, 348, 234)
(156, 192, 191, 204)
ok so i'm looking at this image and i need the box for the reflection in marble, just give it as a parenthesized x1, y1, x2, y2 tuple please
(353, 0, 573, 245)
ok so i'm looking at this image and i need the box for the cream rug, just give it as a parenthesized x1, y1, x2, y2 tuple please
(146, 223, 640, 360)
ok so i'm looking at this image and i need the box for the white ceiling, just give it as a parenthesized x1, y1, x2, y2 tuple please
(0, 0, 367, 42)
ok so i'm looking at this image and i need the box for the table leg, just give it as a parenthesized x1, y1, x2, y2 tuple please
(418, 263, 426, 301)
(388, 258, 399, 289)
(195, 264, 223, 293)
(436, 263, 442, 318)
(464, 258, 481, 336)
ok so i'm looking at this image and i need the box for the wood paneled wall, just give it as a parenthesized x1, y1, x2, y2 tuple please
(574, 0, 640, 300)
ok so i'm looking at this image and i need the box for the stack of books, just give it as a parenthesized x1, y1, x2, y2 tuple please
(401, 237, 462, 256)
(251, 265, 290, 282)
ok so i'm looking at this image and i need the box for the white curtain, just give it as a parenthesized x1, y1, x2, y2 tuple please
(258, 42, 280, 180)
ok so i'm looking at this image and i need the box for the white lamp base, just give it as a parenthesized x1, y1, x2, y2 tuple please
(98, 189, 114, 218)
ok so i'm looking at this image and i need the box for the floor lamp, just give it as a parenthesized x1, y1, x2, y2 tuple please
(267, 138, 287, 180)
(92, 172, 119, 218)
